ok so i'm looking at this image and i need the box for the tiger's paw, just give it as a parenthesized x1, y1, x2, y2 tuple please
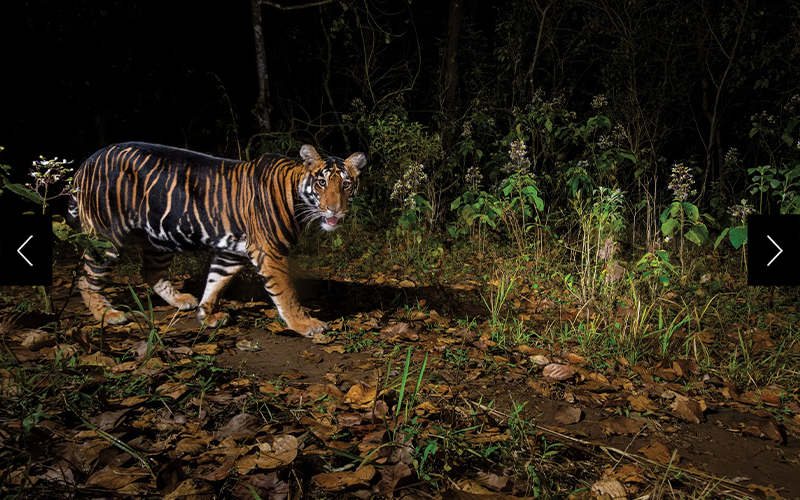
(152, 280, 198, 310)
(197, 307, 231, 329)
(173, 293, 199, 311)
(101, 309, 130, 325)
(289, 317, 329, 338)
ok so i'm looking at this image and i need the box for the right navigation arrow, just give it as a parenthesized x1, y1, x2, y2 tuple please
(766, 235, 783, 266)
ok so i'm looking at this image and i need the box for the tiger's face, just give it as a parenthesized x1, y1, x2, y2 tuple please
(299, 145, 366, 232)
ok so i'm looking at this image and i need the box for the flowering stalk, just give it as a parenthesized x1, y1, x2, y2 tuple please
(390, 161, 428, 210)
(27, 156, 75, 214)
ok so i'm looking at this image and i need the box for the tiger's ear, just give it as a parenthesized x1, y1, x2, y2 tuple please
(300, 145, 321, 168)
(345, 152, 366, 177)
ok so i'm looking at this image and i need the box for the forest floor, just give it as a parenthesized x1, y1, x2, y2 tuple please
(1, 239, 799, 499)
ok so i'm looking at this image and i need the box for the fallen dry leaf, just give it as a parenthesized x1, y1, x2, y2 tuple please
(599, 416, 645, 436)
(670, 400, 705, 423)
(627, 394, 659, 413)
(89, 409, 129, 431)
(591, 478, 628, 499)
(162, 478, 214, 500)
(254, 435, 298, 469)
(564, 352, 587, 364)
(78, 352, 117, 368)
(175, 437, 208, 456)
(156, 381, 188, 400)
(230, 472, 289, 499)
(554, 406, 583, 425)
(85, 465, 150, 490)
(531, 355, 550, 368)
(312, 465, 375, 491)
(193, 343, 223, 355)
(344, 383, 377, 408)
(542, 363, 576, 381)
(604, 464, 647, 484)
(19, 329, 55, 350)
(214, 413, 262, 441)
(376, 462, 412, 496)
(638, 441, 678, 464)
(312, 332, 334, 344)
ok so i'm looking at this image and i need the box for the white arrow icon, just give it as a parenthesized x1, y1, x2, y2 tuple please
(17, 235, 33, 267)
(767, 235, 783, 266)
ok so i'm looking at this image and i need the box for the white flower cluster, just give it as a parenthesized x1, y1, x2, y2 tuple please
(351, 98, 366, 113)
(728, 199, 754, 221)
(26, 156, 76, 203)
(724, 147, 740, 166)
(612, 124, 628, 141)
(390, 162, 428, 209)
(668, 162, 696, 201)
(502, 139, 531, 175)
(531, 88, 545, 105)
(465, 165, 483, 191)
(750, 110, 776, 125)
(591, 94, 608, 109)
(542, 94, 565, 113)
(597, 135, 614, 150)
(461, 121, 472, 138)
(784, 94, 800, 114)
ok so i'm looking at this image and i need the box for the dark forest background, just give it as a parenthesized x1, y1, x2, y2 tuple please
(2, 0, 799, 243)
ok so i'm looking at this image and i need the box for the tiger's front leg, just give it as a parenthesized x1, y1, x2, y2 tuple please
(256, 255, 328, 337)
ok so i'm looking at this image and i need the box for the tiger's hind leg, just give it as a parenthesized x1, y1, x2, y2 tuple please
(78, 247, 129, 324)
(141, 249, 198, 311)
(196, 253, 245, 328)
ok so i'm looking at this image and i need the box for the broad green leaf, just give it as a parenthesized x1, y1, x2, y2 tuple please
(714, 227, 730, 250)
(533, 195, 544, 211)
(661, 218, 680, 237)
(684, 224, 708, 246)
(3, 180, 43, 206)
(682, 202, 700, 220)
(729, 227, 747, 249)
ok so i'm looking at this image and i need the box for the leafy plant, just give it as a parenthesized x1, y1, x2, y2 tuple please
(482, 268, 517, 346)
(660, 162, 711, 270)
(571, 186, 626, 304)
(634, 249, 674, 287)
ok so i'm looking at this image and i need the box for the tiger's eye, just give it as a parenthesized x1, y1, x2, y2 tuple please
(343, 180, 352, 190)
(316, 178, 326, 188)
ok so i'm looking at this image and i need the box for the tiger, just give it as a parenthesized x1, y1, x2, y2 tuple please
(68, 142, 366, 336)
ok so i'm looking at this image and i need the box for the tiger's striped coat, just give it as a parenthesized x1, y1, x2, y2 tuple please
(69, 142, 365, 336)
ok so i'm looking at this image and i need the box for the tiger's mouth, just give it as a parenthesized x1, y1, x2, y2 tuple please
(325, 217, 339, 226)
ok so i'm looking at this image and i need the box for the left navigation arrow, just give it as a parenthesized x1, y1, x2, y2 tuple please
(17, 235, 34, 266)
(1, 214, 52, 286)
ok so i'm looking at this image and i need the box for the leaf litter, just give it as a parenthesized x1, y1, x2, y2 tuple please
(0, 256, 799, 499)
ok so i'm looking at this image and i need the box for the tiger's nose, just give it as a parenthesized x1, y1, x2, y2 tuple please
(326, 205, 341, 213)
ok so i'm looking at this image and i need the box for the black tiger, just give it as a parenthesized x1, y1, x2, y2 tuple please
(68, 142, 366, 336)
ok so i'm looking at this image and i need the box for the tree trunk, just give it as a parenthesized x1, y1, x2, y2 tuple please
(443, 0, 462, 120)
(250, 0, 271, 134)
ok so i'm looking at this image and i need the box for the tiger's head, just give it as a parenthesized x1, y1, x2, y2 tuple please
(298, 145, 366, 232)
